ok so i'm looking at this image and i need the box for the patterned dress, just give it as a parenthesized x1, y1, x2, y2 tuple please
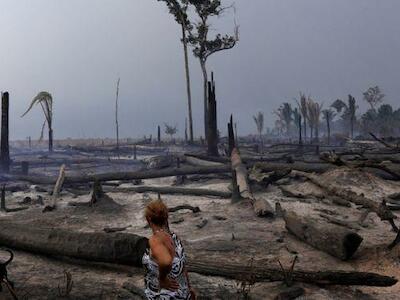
(142, 232, 191, 300)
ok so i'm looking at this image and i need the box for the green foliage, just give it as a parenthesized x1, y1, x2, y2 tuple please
(361, 104, 400, 136)
(363, 86, 385, 110)
(186, 0, 238, 62)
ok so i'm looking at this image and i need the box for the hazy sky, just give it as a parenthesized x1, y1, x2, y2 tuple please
(0, 0, 399, 140)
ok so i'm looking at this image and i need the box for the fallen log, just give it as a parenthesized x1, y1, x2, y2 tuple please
(292, 170, 397, 229)
(110, 186, 231, 199)
(254, 162, 333, 174)
(185, 155, 225, 167)
(0, 221, 148, 266)
(283, 211, 363, 260)
(186, 259, 397, 286)
(369, 132, 399, 150)
(0, 221, 395, 287)
(231, 148, 274, 217)
(255, 161, 399, 180)
(103, 225, 132, 233)
(168, 205, 200, 213)
(4, 165, 231, 185)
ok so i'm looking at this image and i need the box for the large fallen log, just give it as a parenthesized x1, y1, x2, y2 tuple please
(292, 170, 397, 229)
(0, 221, 148, 266)
(110, 186, 231, 198)
(0, 222, 395, 287)
(283, 211, 363, 260)
(186, 259, 397, 287)
(11, 158, 142, 168)
(3, 165, 231, 185)
(231, 148, 274, 217)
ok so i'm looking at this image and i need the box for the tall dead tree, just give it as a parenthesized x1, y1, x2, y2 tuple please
(115, 78, 120, 155)
(227, 115, 236, 156)
(207, 73, 218, 156)
(0, 92, 10, 172)
(157, 125, 161, 144)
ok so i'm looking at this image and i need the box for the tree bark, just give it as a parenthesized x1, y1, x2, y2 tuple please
(0, 92, 10, 172)
(283, 210, 363, 260)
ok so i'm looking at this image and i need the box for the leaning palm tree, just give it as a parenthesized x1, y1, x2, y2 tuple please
(253, 111, 264, 152)
(21, 91, 54, 152)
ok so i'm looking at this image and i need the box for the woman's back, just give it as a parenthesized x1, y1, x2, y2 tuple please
(143, 231, 190, 299)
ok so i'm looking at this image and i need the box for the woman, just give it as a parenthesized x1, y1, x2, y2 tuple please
(143, 199, 196, 299)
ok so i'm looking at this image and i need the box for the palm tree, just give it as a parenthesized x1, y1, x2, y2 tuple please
(322, 109, 335, 145)
(331, 95, 357, 139)
(253, 111, 264, 151)
(274, 103, 293, 136)
(307, 99, 323, 143)
(293, 108, 302, 144)
(296, 93, 308, 143)
(21, 91, 54, 152)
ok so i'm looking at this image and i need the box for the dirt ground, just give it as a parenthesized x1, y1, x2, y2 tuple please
(0, 150, 400, 299)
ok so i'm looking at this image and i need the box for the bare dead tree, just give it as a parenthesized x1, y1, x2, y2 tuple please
(115, 78, 120, 156)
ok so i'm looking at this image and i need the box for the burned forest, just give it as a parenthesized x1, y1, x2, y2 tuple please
(1, 1, 400, 299)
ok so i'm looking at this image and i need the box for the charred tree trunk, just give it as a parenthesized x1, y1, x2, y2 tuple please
(207, 73, 218, 156)
(115, 78, 120, 155)
(227, 115, 236, 156)
(200, 60, 208, 140)
(283, 211, 363, 260)
(1, 92, 10, 172)
(298, 115, 302, 145)
(157, 125, 161, 144)
(48, 128, 54, 153)
(326, 118, 331, 145)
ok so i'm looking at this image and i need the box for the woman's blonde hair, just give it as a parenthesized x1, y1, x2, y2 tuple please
(144, 199, 169, 226)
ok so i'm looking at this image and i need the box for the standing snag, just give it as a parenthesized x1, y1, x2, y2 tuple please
(0, 92, 10, 173)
